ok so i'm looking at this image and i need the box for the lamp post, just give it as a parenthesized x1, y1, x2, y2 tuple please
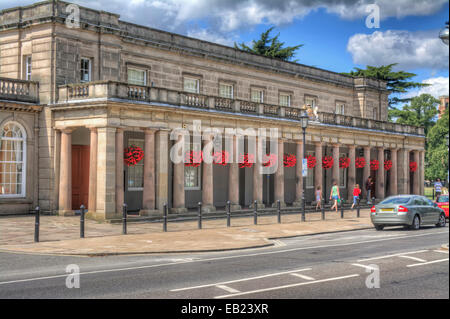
(439, 21, 449, 45)
(300, 110, 309, 222)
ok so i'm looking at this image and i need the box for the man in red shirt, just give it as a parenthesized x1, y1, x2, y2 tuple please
(352, 184, 362, 210)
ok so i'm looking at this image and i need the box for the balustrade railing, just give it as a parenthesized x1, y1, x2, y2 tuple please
(0, 77, 39, 103)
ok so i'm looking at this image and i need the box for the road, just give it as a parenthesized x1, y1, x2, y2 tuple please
(0, 225, 448, 299)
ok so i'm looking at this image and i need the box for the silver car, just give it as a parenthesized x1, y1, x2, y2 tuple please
(371, 195, 447, 231)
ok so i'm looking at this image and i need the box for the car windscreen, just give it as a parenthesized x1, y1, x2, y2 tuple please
(437, 195, 449, 203)
(379, 197, 411, 205)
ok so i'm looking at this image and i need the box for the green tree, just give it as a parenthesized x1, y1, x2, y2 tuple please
(388, 94, 439, 137)
(234, 27, 303, 62)
(343, 64, 429, 108)
(425, 109, 449, 181)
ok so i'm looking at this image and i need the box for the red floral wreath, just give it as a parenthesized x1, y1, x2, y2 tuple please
(306, 155, 316, 169)
(185, 151, 203, 167)
(384, 160, 392, 171)
(213, 150, 229, 166)
(124, 145, 144, 167)
(239, 153, 255, 168)
(339, 157, 350, 169)
(283, 154, 297, 168)
(262, 153, 277, 167)
(370, 159, 379, 171)
(409, 161, 418, 172)
(322, 156, 334, 169)
(355, 157, 366, 168)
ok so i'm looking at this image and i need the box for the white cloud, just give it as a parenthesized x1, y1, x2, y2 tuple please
(403, 77, 449, 99)
(347, 30, 449, 71)
(186, 29, 236, 46)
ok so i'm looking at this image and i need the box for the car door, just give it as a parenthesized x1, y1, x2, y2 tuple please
(419, 197, 436, 224)
(424, 197, 441, 224)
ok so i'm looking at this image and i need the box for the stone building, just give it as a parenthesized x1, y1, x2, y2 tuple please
(439, 95, 449, 119)
(0, 0, 426, 220)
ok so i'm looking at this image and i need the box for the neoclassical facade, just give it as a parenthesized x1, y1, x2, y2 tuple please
(0, 1, 426, 220)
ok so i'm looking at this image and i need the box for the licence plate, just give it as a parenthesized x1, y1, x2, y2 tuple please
(381, 208, 394, 212)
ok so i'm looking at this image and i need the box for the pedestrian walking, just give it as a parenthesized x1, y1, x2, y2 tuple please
(351, 184, 361, 210)
(435, 178, 443, 197)
(330, 181, 340, 212)
(315, 186, 322, 211)
(366, 176, 374, 204)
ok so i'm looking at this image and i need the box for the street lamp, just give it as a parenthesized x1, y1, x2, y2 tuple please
(439, 21, 449, 45)
(300, 110, 309, 222)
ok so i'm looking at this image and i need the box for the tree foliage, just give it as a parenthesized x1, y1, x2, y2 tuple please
(234, 27, 303, 62)
(343, 64, 429, 108)
(425, 109, 449, 181)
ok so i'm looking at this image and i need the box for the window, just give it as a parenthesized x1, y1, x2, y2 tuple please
(183, 77, 199, 93)
(339, 153, 347, 188)
(127, 139, 144, 191)
(306, 151, 314, 188)
(0, 122, 26, 197)
(279, 94, 291, 107)
(335, 102, 345, 115)
(251, 89, 264, 103)
(80, 58, 92, 82)
(305, 97, 316, 108)
(24, 56, 32, 80)
(219, 83, 233, 99)
(128, 68, 147, 86)
(185, 166, 200, 189)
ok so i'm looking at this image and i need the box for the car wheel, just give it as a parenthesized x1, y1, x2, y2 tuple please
(374, 225, 384, 231)
(436, 213, 446, 228)
(410, 215, 420, 230)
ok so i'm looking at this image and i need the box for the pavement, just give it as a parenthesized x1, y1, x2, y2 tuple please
(0, 209, 373, 256)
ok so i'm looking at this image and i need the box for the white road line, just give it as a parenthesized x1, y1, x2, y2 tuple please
(214, 274, 360, 299)
(398, 255, 427, 262)
(1, 230, 447, 286)
(356, 250, 428, 262)
(215, 285, 240, 293)
(351, 263, 378, 270)
(170, 268, 312, 292)
(290, 273, 315, 281)
(407, 258, 449, 268)
(434, 250, 449, 254)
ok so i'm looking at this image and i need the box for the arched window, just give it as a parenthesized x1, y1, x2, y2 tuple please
(0, 122, 26, 197)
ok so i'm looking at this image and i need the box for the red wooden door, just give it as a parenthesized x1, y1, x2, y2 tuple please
(72, 145, 90, 210)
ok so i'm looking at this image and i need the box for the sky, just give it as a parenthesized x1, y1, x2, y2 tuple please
(1, 0, 449, 102)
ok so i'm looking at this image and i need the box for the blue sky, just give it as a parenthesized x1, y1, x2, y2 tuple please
(1, 0, 449, 100)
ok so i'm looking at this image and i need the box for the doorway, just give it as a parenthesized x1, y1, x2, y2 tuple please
(72, 145, 90, 210)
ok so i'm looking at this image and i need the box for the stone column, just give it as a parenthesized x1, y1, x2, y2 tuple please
(58, 129, 73, 216)
(398, 149, 409, 194)
(115, 129, 124, 218)
(293, 140, 303, 206)
(347, 145, 356, 202)
(274, 139, 286, 207)
(413, 151, 420, 195)
(228, 135, 241, 210)
(88, 128, 98, 213)
(420, 150, 425, 196)
(376, 147, 385, 199)
(314, 142, 323, 195)
(156, 129, 170, 212)
(253, 137, 264, 207)
(362, 146, 371, 199)
(389, 148, 398, 196)
(141, 129, 157, 216)
(332, 144, 340, 186)
(202, 133, 216, 212)
(171, 133, 187, 214)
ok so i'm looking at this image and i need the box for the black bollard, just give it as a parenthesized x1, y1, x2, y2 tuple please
(357, 201, 360, 218)
(253, 200, 258, 225)
(226, 201, 231, 227)
(277, 200, 281, 224)
(321, 205, 325, 220)
(198, 202, 202, 229)
(80, 205, 85, 238)
(34, 206, 40, 243)
(163, 203, 168, 232)
(122, 203, 127, 235)
(341, 201, 344, 219)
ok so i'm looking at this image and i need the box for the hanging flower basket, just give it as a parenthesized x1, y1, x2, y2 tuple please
(409, 161, 418, 172)
(239, 153, 255, 168)
(355, 157, 366, 168)
(370, 159, 379, 171)
(384, 160, 392, 171)
(262, 153, 277, 167)
(322, 156, 334, 169)
(283, 154, 297, 168)
(185, 150, 203, 167)
(339, 157, 350, 169)
(213, 150, 229, 166)
(306, 155, 316, 169)
(124, 145, 144, 167)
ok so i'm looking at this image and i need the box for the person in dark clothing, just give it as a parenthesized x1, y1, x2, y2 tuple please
(366, 176, 374, 204)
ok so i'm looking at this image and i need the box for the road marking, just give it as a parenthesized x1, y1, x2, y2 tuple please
(434, 250, 449, 254)
(214, 274, 360, 299)
(357, 250, 428, 262)
(351, 263, 378, 270)
(290, 273, 315, 281)
(398, 255, 427, 262)
(171, 268, 312, 292)
(407, 258, 449, 268)
(215, 285, 240, 293)
(1, 230, 447, 286)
